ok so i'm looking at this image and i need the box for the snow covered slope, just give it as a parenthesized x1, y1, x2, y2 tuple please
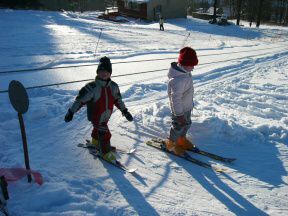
(0, 9, 287, 216)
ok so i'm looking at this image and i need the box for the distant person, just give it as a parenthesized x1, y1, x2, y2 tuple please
(165, 47, 198, 155)
(249, 21, 252, 27)
(64, 57, 133, 163)
(159, 16, 164, 31)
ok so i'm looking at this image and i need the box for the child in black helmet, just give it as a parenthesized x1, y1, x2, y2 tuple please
(65, 57, 133, 163)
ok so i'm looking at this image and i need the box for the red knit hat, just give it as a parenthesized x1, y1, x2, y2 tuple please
(178, 47, 198, 67)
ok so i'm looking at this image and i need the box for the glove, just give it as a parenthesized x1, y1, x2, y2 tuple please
(65, 109, 74, 122)
(176, 115, 186, 126)
(122, 108, 133, 122)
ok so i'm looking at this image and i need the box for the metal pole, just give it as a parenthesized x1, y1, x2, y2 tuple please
(94, 28, 103, 57)
(17, 113, 32, 183)
(0, 176, 9, 200)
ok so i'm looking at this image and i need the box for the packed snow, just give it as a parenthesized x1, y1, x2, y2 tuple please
(0, 9, 288, 216)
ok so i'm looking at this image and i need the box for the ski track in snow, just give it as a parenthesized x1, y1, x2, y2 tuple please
(0, 9, 288, 216)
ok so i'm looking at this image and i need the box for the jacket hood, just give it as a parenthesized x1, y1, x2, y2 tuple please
(168, 62, 191, 79)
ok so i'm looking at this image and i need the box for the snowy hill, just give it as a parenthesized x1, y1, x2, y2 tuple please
(0, 9, 288, 216)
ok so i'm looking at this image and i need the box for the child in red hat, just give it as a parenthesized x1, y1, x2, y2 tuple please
(165, 47, 198, 155)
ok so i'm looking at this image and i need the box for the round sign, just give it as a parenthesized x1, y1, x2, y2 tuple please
(8, 80, 29, 114)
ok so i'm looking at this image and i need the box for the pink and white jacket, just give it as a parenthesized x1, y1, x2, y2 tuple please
(167, 62, 194, 116)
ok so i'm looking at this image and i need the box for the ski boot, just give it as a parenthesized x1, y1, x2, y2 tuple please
(165, 139, 186, 156)
(91, 138, 116, 152)
(177, 137, 196, 151)
(91, 138, 100, 150)
(102, 151, 117, 164)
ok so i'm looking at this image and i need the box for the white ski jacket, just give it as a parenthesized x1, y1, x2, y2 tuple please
(167, 62, 194, 116)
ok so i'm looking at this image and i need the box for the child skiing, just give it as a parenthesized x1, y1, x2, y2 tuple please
(159, 16, 164, 31)
(165, 47, 198, 155)
(64, 56, 133, 163)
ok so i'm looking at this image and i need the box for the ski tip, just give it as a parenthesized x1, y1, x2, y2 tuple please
(127, 168, 137, 173)
(128, 148, 136, 154)
(213, 167, 226, 173)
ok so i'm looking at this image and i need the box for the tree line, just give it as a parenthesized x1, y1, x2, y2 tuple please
(0, 0, 90, 12)
(1, 0, 287, 26)
(0, 0, 42, 9)
(188, 0, 288, 26)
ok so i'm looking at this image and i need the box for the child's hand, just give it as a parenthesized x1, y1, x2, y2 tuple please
(122, 109, 133, 122)
(64, 109, 74, 122)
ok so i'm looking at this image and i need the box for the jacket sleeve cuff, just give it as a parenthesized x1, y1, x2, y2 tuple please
(121, 108, 128, 114)
(174, 113, 184, 116)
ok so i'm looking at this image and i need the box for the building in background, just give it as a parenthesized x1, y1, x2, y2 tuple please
(117, 0, 187, 21)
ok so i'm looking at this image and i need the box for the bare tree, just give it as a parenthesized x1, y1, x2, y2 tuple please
(222, 0, 238, 19)
(105, 0, 117, 8)
(285, 0, 288, 25)
(256, 0, 264, 27)
(213, 0, 218, 23)
(274, 0, 281, 23)
(236, 0, 243, 25)
(278, 0, 288, 24)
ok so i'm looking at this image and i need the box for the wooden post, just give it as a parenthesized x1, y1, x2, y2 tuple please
(17, 113, 32, 183)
